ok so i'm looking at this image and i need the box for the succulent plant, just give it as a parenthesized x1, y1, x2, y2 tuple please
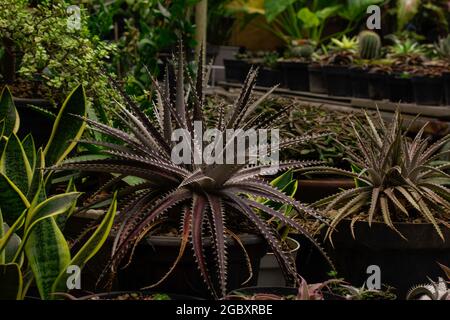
(302, 110, 450, 241)
(358, 31, 382, 60)
(435, 35, 450, 60)
(407, 278, 450, 300)
(329, 35, 359, 53)
(407, 263, 450, 300)
(53, 46, 332, 298)
(290, 45, 314, 60)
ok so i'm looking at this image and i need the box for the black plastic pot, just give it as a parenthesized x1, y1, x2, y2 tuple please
(291, 233, 333, 284)
(443, 72, 450, 105)
(388, 75, 414, 103)
(368, 73, 389, 100)
(323, 65, 352, 97)
(326, 220, 450, 298)
(256, 67, 283, 88)
(224, 59, 250, 83)
(257, 237, 300, 287)
(116, 235, 267, 299)
(412, 76, 444, 106)
(350, 68, 369, 99)
(308, 64, 327, 94)
(279, 61, 310, 92)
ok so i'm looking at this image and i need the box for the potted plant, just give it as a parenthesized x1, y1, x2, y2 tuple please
(406, 263, 450, 300)
(255, 51, 284, 88)
(0, 0, 114, 145)
(279, 42, 314, 91)
(350, 31, 382, 99)
(387, 37, 443, 105)
(302, 110, 450, 297)
(434, 35, 450, 105)
(0, 85, 117, 300)
(224, 49, 251, 84)
(322, 35, 359, 97)
(53, 48, 331, 299)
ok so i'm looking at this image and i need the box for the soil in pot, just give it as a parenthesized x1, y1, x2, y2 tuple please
(308, 64, 327, 94)
(388, 74, 414, 103)
(224, 59, 250, 83)
(257, 237, 300, 287)
(325, 219, 450, 298)
(412, 76, 444, 106)
(323, 65, 352, 97)
(116, 234, 267, 299)
(256, 67, 283, 88)
(280, 61, 310, 92)
(368, 72, 389, 100)
(350, 67, 369, 99)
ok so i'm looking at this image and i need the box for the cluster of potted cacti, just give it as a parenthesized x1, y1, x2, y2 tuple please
(224, 30, 450, 106)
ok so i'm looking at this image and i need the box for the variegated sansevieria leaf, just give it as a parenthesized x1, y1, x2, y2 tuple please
(0, 86, 20, 136)
(0, 173, 30, 225)
(22, 192, 80, 300)
(25, 218, 70, 300)
(22, 134, 36, 175)
(52, 193, 117, 296)
(1, 133, 33, 194)
(44, 84, 87, 166)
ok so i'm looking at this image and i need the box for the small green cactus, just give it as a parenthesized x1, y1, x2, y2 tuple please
(436, 35, 450, 59)
(290, 44, 314, 59)
(358, 31, 381, 60)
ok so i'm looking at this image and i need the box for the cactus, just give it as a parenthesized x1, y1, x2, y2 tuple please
(436, 35, 450, 59)
(358, 31, 381, 60)
(290, 44, 314, 59)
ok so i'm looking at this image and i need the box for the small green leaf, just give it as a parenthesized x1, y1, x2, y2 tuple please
(297, 8, 320, 29)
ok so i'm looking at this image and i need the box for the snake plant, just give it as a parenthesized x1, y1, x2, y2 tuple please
(0, 85, 116, 300)
(302, 110, 450, 241)
(53, 46, 331, 298)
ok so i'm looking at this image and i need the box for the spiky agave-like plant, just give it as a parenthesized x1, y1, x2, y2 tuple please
(54, 46, 331, 298)
(301, 110, 450, 241)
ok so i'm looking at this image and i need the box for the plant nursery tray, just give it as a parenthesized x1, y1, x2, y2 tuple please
(216, 82, 450, 137)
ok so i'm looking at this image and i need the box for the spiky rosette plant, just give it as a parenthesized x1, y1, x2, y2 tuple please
(301, 110, 450, 241)
(53, 45, 331, 298)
